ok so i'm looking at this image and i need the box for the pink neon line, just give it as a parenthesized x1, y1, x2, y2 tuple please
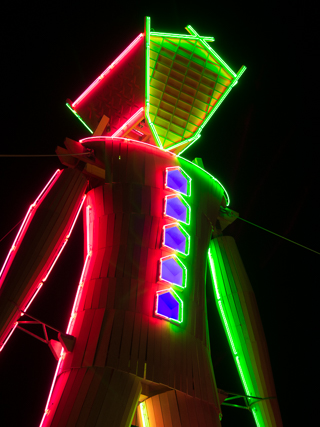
(66, 252, 91, 334)
(39, 354, 64, 426)
(0, 323, 18, 352)
(111, 107, 144, 137)
(34, 170, 61, 205)
(86, 205, 91, 253)
(66, 195, 86, 238)
(0, 170, 61, 284)
(42, 240, 68, 282)
(72, 34, 144, 108)
(24, 283, 43, 312)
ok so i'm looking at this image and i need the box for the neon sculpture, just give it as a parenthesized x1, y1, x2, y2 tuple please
(0, 17, 283, 427)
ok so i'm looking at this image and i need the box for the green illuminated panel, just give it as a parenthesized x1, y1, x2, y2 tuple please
(144, 18, 245, 155)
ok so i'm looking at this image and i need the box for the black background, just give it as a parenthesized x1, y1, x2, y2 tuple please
(0, 1, 318, 426)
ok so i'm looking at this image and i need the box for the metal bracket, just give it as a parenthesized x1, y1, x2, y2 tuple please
(16, 310, 76, 360)
(218, 389, 276, 412)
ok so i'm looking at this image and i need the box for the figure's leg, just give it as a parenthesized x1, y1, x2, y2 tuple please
(136, 390, 221, 427)
(43, 367, 141, 427)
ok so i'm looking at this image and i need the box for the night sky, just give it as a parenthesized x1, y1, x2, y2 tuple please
(0, 2, 318, 426)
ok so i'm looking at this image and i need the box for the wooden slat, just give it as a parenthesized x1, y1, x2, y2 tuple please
(106, 309, 125, 369)
(53, 368, 88, 426)
(137, 314, 148, 378)
(71, 309, 95, 368)
(65, 368, 95, 426)
(185, 394, 199, 427)
(118, 310, 135, 372)
(84, 367, 114, 426)
(91, 278, 103, 309)
(159, 392, 173, 427)
(83, 308, 105, 367)
(50, 368, 80, 427)
(175, 391, 191, 427)
(129, 312, 142, 375)
(150, 394, 165, 427)
(166, 390, 182, 427)
(94, 309, 115, 366)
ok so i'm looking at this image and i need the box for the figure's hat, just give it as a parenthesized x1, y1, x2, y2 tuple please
(67, 17, 245, 155)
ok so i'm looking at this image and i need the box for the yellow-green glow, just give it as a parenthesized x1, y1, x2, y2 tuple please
(140, 401, 150, 427)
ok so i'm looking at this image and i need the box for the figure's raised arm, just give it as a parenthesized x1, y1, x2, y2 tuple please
(0, 168, 88, 352)
(208, 232, 283, 427)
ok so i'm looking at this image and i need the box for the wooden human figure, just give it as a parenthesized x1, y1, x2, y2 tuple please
(0, 18, 282, 427)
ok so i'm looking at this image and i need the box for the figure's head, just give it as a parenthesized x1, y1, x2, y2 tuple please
(66, 17, 245, 155)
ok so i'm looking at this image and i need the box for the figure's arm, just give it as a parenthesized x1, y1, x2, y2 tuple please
(208, 236, 283, 427)
(0, 168, 88, 351)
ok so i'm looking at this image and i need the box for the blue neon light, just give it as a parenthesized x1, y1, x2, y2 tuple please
(166, 196, 187, 222)
(157, 291, 180, 321)
(164, 226, 186, 253)
(166, 169, 188, 195)
(161, 257, 183, 287)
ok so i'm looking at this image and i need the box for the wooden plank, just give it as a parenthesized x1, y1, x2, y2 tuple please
(71, 309, 95, 368)
(50, 368, 79, 427)
(108, 245, 120, 278)
(175, 391, 191, 427)
(84, 367, 114, 426)
(103, 184, 113, 214)
(129, 312, 142, 375)
(106, 277, 116, 309)
(90, 248, 105, 279)
(146, 315, 155, 381)
(145, 398, 157, 427)
(120, 212, 130, 246)
(100, 246, 112, 277)
(98, 215, 108, 250)
(91, 278, 103, 309)
(128, 276, 138, 312)
(53, 368, 88, 426)
(137, 314, 148, 378)
(94, 309, 115, 367)
(65, 368, 95, 426)
(118, 374, 142, 427)
(106, 309, 126, 369)
(98, 277, 109, 308)
(131, 244, 141, 279)
(160, 322, 170, 387)
(153, 318, 162, 384)
(115, 245, 126, 277)
(118, 310, 135, 372)
(159, 392, 173, 427)
(185, 394, 199, 427)
(166, 390, 182, 427)
(150, 394, 165, 427)
(95, 369, 128, 427)
(83, 308, 105, 367)
(84, 279, 96, 310)
(194, 398, 207, 427)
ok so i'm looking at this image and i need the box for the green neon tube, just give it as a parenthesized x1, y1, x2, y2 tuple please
(66, 103, 93, 134)
(145, 17, 162, 148)
(208, 242, 267, 427)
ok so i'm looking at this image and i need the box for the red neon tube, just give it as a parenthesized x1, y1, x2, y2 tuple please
(72, 34, 144, 108)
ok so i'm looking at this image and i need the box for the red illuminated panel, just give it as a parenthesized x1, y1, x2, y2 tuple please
(72, 34, 144, 108)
